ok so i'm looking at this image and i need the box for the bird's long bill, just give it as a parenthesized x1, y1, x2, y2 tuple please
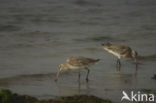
(55, 70, 60, 81)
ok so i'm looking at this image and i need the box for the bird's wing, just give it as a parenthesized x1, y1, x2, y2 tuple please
(108, 45, 131, 54)
(67, 56, 96, 66)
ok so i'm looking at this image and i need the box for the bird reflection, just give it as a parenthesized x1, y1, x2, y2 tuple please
(55, 78, 90, 96)
(78, 78, 81, 94)
(78, 78, 90, 94)
(115, 60, 138, 78)
(134, 63, 138, 77)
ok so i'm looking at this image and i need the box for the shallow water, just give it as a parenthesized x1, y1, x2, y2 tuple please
(0, 0, 156, 102)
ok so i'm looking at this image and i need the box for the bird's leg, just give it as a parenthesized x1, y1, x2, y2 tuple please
(118, 59, 121, 66)
(134, 58, 138, 68)
(85, 68, 90, 82)
(78, 69, 81, 81)
(116, 59, 119, 69)
(116, 59, 121, 71)
(118, 59, 121, 71)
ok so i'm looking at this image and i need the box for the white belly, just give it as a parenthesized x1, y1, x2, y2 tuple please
(68, 64, 87, 70)
(105, 48, 121, 59)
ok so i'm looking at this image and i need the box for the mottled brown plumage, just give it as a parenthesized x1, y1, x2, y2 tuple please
(101, 42, 138, 68)
(66, 56, 99, 67)
(55, 56, 100, 82)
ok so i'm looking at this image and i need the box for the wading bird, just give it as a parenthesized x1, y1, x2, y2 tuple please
(101, 42, 138, 68)
(55, 56, 100, 82)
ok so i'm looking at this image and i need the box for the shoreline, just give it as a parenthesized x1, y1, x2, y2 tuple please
(0, 88, 112, 103)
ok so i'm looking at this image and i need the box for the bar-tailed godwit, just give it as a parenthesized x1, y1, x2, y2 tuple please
(101, 42, 138, 67)
(55, 56, 100, 82)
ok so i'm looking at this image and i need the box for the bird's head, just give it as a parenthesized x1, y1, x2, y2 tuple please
(55, 64, 65, 82)
(131, 50, 138, 63)
(59, 64, 65, 71)
(101, 42, 111, 48)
